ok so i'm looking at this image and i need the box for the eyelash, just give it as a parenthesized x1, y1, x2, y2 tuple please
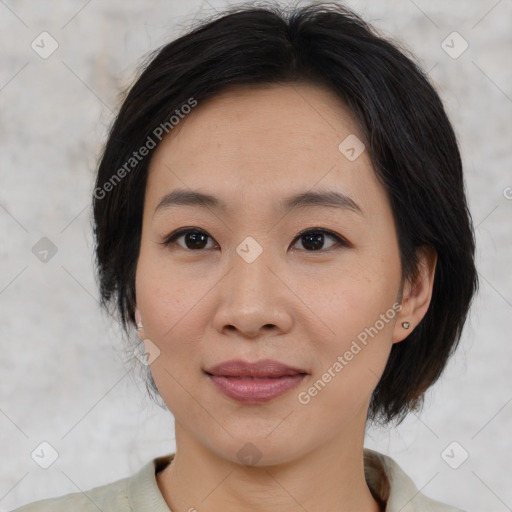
(160, 227, 350, 252)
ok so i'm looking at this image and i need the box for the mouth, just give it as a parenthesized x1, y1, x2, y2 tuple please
(204, 359, 309, 404)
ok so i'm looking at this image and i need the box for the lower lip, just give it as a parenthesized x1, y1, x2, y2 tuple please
(208, 374, 306, 404)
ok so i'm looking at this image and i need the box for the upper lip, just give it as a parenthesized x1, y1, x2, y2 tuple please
(205, 359, 308, 378)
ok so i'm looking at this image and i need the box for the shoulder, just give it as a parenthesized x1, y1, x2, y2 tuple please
(10, 455, 174, 512)
(11, 477, 130, 512)
(363, 448, 465, 512)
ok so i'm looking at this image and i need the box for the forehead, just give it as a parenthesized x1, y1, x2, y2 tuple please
(145, 82, 384, 216)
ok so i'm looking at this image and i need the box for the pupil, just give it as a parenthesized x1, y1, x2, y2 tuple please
(303, 233, 323, 251)
(185, 232, 208, 249)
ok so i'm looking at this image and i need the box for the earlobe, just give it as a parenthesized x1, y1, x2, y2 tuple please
(135, 307, 145, 338)
(392, 246, 437, 344)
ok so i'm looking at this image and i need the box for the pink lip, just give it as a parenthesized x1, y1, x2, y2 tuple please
(204, 359, 308, 404)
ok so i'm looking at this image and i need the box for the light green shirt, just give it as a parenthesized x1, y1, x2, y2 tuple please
(12, 449, 464, 511)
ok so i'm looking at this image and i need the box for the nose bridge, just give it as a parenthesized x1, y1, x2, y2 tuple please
(229, 240, 276, 307)
(212, 239, 292, 336)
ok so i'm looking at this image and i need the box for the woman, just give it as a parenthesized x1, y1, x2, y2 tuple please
(15, 2, 477, 511)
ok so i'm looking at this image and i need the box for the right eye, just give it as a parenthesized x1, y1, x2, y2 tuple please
(161, 228, 219, 251)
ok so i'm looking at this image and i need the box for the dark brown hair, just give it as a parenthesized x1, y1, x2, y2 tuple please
(92, 1, 478, 425)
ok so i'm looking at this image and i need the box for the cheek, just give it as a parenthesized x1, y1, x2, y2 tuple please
(135, 242, 214, 340)
(297, 250, 401, 397)
(297, 293, 398, 430)
(136, 274, 206, 422)
(302, 250, 401, 339)
(135, 246, 220, 401)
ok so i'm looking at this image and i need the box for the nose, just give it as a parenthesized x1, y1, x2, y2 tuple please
(212, 247, 293, 339)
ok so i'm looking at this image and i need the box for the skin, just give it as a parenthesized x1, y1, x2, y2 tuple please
(134, 82, 437, 512)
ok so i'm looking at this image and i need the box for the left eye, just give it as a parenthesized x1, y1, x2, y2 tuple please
(289, 229, 346, 252)
(162, 229, 218, 250)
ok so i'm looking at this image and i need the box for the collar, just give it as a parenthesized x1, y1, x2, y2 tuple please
(127, 449, 462, 512)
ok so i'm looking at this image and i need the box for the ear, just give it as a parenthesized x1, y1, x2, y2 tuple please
(392, 246, 437, 344)
(134, 306, 146, 340)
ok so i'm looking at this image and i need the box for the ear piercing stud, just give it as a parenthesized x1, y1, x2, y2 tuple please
(401, 321, 410, 329)
(136, 321, 144, 331)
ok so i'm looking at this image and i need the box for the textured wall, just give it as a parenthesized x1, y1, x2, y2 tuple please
(1, 1, 511, 510)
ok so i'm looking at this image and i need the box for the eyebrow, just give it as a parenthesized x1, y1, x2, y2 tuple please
(153, 188, 363, 217)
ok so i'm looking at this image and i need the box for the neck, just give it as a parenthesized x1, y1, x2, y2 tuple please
(157, 422, 381, 512)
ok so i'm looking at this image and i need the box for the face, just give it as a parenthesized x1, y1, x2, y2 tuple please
(135, 83, 407, 466)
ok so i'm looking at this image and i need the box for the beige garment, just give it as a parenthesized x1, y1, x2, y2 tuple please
(13, 449, 464, 512)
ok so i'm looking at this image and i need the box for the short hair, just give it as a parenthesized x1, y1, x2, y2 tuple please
(92, 1, 478, 425)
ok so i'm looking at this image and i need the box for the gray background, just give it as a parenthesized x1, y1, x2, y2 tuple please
(1, 0, 511, 510)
